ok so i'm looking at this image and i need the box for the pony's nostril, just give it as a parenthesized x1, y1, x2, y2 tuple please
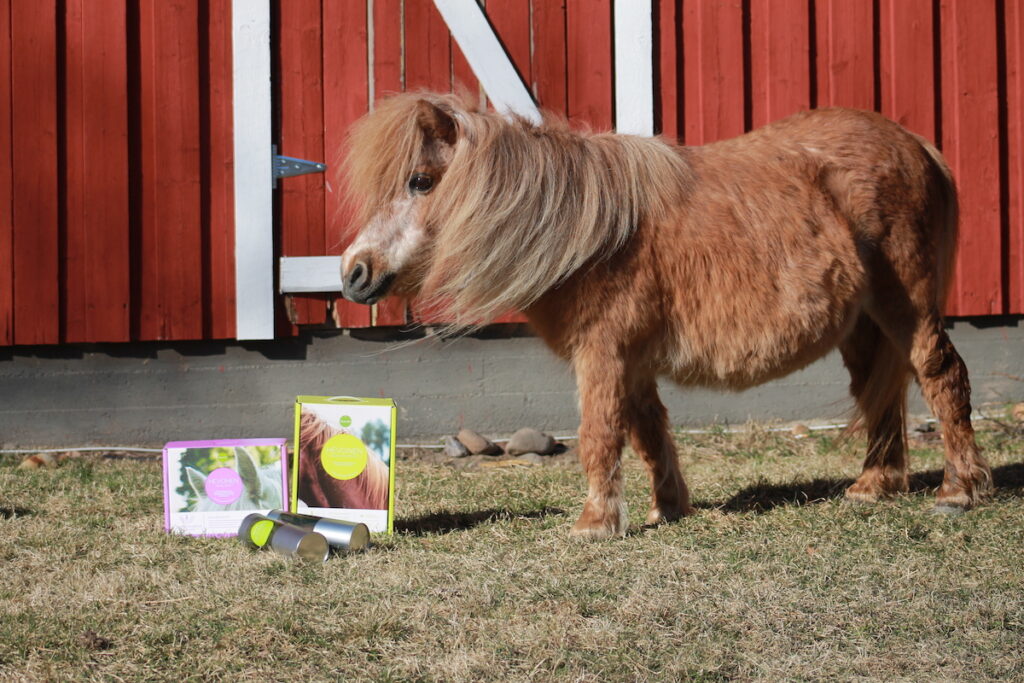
(348, 261, 371, 290)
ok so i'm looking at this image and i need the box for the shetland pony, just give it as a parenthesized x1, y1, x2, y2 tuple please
(339, 92, 992, 539)
(297, 411, 389, 510)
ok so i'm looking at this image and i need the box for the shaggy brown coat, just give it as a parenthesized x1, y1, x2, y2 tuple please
(342, 93, 991, 538)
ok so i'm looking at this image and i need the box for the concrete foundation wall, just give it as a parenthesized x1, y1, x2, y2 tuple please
(1, 319, 1021, 448)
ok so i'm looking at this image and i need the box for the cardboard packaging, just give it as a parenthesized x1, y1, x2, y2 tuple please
(163, 438, 288, 537)
(292, 396, 396, 533)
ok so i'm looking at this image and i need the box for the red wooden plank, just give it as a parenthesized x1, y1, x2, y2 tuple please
(372, 0, 403, 97)
(278, 0, 328, 327)
(137, 0, 204, 340)
(531, 0, 567, 115)
(566, 0, 612, 129)
(682, 0, 744, 144)
(204, 0, 235, 340)
(814, 0, 874, 110)
(941, 0, 1002, 315)
(0, 0, 12, 344)
(1006, 0, 1024, 315)
(404, 0, 451, 92)
(451, 37, 482, 105)
(878, 0, 935, 140)
(750, 0, 810, 129)
(324, 0, 373, 328)
(655, 0, 680, 139)
(368, 0, 409, 326)
(11, 1, 59, 344)
(64, 0, 130, 343)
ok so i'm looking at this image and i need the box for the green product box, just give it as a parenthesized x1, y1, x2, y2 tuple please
(292, 396, 396, 533)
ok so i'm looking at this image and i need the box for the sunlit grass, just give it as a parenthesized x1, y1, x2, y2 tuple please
(1, 428, 1022, 681)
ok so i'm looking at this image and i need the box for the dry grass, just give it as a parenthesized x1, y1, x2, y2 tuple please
(2, 427, 1023, 681)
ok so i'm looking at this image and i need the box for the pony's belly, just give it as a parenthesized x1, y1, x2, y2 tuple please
(666, 303, 860, 390)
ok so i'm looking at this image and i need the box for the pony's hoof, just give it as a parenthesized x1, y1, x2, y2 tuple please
(931, 503, 967, 516)
(644, 505, 692, 526)
(843, 488, 881, 505)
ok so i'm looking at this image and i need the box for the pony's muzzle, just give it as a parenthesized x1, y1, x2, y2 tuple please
(341, 260, 395, 305)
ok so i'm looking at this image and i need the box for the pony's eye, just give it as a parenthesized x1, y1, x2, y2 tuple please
(408, 173, 434, 194)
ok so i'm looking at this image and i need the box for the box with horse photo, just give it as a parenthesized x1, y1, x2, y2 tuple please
(291, 396, 396, 533)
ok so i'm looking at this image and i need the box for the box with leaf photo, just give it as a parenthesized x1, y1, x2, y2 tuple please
(292, 396, 396, 533)
(163, 439, 288, 537)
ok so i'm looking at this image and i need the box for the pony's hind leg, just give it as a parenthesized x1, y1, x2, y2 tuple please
(570, 347, 630, 540)
(909, 316, 992, 511)
(840, 316, 912, 502)
(626, 379, 693, 525)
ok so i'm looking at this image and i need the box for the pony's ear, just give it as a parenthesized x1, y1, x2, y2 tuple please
(416, 99, 457, 145)
(235, 447, 263, 500)
(185, 467, 206, 496)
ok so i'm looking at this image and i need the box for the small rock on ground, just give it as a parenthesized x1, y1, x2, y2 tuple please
(443, 435, 470, 458)
(1013, 402, 1024, 423)
(505, 427, 556, 455)
(457, 428, 502, 455)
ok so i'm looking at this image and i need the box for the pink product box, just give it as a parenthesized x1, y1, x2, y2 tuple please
(162, 438, 288, 538)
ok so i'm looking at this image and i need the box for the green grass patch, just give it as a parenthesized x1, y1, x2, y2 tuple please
(1, 429, 1022, 681)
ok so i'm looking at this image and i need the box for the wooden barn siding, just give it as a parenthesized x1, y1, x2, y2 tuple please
(0, 0, 235, 346)
(0, 0, 1021, 347)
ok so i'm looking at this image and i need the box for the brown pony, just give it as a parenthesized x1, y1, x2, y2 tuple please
(297, 411, 389, 510)
(339, 92, 992, 539)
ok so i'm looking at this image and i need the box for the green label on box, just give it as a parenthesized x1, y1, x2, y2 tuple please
(320, 434, 368, 480)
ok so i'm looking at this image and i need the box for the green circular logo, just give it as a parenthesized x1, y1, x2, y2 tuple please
(249, 519, 275, 547)
(339, 415, 352, 428)
(320, 433, 368, 480)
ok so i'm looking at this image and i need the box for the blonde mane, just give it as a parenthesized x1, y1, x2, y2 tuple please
(346, 93, 694, 324)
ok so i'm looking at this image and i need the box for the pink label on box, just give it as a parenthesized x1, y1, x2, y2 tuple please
(204, 467, 243, 505)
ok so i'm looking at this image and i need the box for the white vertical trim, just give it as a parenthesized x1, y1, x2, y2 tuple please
(432, 0, 542, 124)
(614, 0, 654, 136)
(232, 0, 275, 340)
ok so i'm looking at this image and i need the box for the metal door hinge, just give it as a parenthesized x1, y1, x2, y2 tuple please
(272, 145, 327, 186)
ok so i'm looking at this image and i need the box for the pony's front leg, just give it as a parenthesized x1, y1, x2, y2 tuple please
(570, 350, 629, 539)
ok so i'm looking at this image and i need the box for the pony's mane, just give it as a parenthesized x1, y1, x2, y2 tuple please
(346, 93, 694, 325)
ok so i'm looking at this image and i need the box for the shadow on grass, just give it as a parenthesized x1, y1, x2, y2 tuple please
(709, 463, 1024, 514)
(396, 506, 565, 536)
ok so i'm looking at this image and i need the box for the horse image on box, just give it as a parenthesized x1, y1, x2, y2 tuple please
(339, 92, 992, 539)
(296, 410, 390, 511)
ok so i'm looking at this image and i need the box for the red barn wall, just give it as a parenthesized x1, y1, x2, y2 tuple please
(0, 0, 1021, 347)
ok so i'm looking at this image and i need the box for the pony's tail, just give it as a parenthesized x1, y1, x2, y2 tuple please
(915, 134, 960, 309)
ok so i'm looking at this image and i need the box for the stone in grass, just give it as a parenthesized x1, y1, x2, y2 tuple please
(456, 428, 502, 456)
(515, 453, 545, 465)
(443, 435, 470, 459)
(18, 453, 58, 470)
(1013, 402, 1024, 423)
(505, 427, 557, 456)
(791, 424, 810, 439)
